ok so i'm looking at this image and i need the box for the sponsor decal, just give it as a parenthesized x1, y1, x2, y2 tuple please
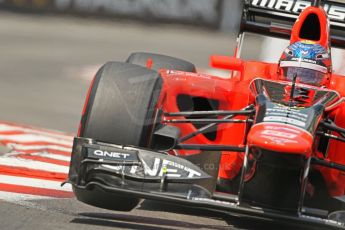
(260, 135, 299, 144)
(301, 40, 317, 45)
(251, 0, 345, 22)
(291, 57, 317, 63)
(102, 157, 202, 179)
(265, 125, 302, 133)
(261, 129, 297, 139)
(264, 116, 306, 127)
(264, 105, 308, 127)
(87, 147, 139, 161)
(140, 157, 202, 178)
(260, 126, 299, 144)
(91, 150, 129, 159)
(93, 150, 130, 159)
(267, 107, 308, 118)
(285, 42, 329, 61)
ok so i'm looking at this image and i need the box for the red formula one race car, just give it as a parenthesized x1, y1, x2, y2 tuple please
(65, 0, 345, 229)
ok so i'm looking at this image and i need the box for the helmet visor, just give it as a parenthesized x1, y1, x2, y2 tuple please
(282, 67, 326, 86)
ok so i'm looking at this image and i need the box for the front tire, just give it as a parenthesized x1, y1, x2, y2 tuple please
(75, 62, 162, 211)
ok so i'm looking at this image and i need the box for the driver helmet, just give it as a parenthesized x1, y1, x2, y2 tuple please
(278, 41, 332, 87)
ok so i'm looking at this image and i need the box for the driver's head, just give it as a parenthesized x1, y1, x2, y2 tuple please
(278, 41, 332, 87)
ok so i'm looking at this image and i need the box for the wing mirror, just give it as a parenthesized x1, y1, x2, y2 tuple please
(210, 55, 243, 72)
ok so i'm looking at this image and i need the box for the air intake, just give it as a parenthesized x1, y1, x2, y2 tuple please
(299, 13, 321, 41)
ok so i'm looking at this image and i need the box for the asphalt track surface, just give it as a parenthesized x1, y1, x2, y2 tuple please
(0, 12, 325, 230)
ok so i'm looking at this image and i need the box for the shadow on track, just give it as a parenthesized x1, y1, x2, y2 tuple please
(138, 200, 320, 230)
(71, 200, 229, 230)
(72, 212, 229, 230)
(71, 200, 318, 230)
(71, 216, 173, 230)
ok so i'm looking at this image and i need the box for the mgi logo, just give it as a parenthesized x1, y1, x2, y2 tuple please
(251, 0, 345, 21)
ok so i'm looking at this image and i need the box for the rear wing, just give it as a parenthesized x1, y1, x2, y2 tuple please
(242, 0, 345, 48)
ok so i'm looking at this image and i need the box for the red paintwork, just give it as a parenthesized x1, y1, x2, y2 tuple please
(146, 58, 153, 69)
(247, 123, 314, 156)
(77, 7, 345, 197)
(290, 6, 330, 48)
(210, 56, 243, 72)
(153, 6, 345, 195)
(157, 70, 250, 178)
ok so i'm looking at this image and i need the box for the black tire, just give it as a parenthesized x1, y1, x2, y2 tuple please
(75, 62, 162, 211)
(73, 186, 140, 211)
(126, 52, 196, 72)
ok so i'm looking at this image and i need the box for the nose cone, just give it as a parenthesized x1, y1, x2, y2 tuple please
(247, 123, 313, 156)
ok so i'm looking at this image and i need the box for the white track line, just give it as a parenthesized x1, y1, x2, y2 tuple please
(0, 124, 74, 141)
(0, 157, 69, 174)
(0, 191, 51, 201)
(29, 152, 71, 162)
(8, 143, 71, 153)
(0, 134, 72, 146)
(0, 175, 72, 192)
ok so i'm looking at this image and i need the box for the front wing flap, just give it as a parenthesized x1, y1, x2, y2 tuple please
(67, 137, 219, 199)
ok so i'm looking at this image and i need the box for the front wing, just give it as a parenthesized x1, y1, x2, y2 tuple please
(65, 137, 345, 230)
